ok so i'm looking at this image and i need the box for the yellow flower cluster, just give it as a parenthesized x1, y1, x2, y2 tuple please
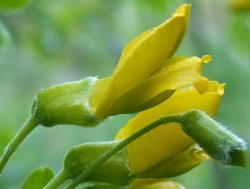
(2, 4, 246, 189)
(90, 3, 225, 179)
(116, 77, 224, 176)
(108, 3, 224, 183)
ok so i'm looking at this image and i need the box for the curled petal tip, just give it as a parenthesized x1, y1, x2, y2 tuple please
(217, 83, 225, 96)
(201, 55, 212, 64)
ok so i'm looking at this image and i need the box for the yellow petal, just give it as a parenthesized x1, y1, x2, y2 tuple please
(129, 179, 185, 189)
(115, 77, 224, 174)
(95, 4, 191, 118)
(90, 77, 111, 112)
(138, 145, 210, 178)
(97, 55, 207, 116)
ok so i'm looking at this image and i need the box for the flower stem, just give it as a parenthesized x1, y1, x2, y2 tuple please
(44, 169, 69, 189)
(0, 117, 38, 174)
(65, 114, 182, 189)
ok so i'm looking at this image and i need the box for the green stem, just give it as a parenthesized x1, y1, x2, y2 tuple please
(0, 117, 38, 174)
(65, 114, 182, 189)
(44, 169, 69, 189)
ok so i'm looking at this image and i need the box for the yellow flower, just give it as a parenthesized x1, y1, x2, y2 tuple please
(90, 4, 209, 119)
(0, 3, 208, 174)
(115, 77, 225, 176)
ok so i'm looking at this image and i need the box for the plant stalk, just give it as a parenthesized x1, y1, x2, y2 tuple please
(0, 117, 38, 174)
(44, 169, 69, 189)
(65, 114, 182, 188)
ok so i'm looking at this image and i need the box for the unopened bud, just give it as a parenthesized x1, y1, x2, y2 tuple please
(64, 141, 131, 186)
(180, 110, 247, 167)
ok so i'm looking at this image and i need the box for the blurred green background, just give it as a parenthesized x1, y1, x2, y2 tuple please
(0, 0, 249, 188)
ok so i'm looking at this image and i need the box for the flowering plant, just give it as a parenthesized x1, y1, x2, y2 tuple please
(0, 4, 246, 189)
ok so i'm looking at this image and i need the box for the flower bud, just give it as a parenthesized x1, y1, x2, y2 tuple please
(63, 141, 131, 186)
(180, 109, 247, 167)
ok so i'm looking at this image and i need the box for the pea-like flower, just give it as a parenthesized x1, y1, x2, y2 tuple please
(55, 83, 245, 188)
(1, 3, 247, 188)
(1, 3, 206, 174)
(32, 3, 204, 126)
(115, 77, 225, 176)
(91, 55, 210, 119)
(91, 4, 202, 119)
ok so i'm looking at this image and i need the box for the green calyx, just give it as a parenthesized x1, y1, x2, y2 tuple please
(32, 77, 101, 127)
(64, 141, 131, 186)
(180, 109, 247, 167)
(44, 110, 246, 188)
(0, 77, 103, 174)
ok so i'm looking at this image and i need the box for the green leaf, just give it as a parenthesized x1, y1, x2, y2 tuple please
(22, 166, 54, 189)
(0, 0, 30, 10)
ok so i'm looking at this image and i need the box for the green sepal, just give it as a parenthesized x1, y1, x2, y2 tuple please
(64, 141, 131, 186)
(32, 77, 101, 127)
(180, 109, 247, 167)
(22, 166, 54, 189)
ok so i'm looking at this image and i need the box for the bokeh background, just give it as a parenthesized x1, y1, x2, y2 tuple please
(0, 0, 250, 188)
